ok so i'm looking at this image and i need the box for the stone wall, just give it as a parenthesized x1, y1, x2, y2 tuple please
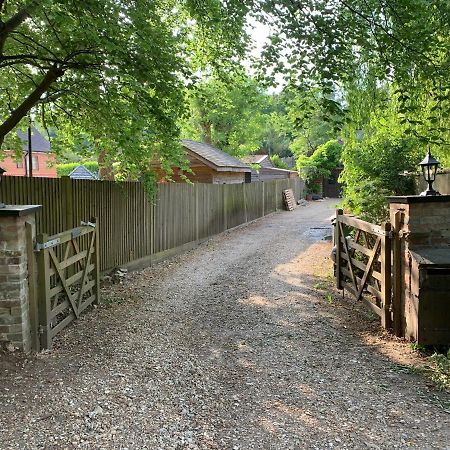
(0, 214, 35, 352)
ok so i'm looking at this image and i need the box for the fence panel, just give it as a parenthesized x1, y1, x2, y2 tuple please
(1, 176, 303, 272)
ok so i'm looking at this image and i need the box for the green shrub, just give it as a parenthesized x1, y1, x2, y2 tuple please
(341, 127, 420, 223)
(56, 161, 99, 178)
(270, 154, 290, 169)
(297, 139, 342, 193)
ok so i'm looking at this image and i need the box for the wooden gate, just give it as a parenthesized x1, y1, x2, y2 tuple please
(35, 219, 100, 350)
(335, 209, 393, 329)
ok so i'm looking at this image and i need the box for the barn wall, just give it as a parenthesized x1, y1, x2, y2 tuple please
(212, 171, 246, 184)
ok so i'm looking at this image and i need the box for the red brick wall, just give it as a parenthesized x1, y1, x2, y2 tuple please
(0, 151, 57, 178)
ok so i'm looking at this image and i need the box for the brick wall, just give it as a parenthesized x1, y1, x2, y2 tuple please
(1, 151, 57, 178)
(0, 214, 35, 352)
(389, 197, 450, 248)
(389, 196, 450, 340)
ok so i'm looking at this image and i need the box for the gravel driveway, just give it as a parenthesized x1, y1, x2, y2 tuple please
(1, 199, 449, 450)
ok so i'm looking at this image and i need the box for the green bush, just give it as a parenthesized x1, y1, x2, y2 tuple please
(297, 139, 342, 193)
(341, 129, 420, 223)
(270, 154, 290, 169)
(56, 161, 99, 178)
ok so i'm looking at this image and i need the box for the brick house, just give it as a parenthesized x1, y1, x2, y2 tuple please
(0, 127, 56, 178)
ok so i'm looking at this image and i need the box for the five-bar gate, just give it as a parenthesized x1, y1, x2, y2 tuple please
(335, 209, 395, 330)
(33, 219, 100, 350)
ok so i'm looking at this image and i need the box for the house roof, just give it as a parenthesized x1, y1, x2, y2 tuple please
(181, 140, 251, 172)
(68, 165, 97, 180)
(16, 127, 51, 153)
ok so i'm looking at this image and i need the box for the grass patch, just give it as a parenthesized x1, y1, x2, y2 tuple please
(410, 346, 450, 392)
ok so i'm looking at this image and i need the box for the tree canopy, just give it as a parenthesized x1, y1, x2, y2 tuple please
(0, 0, 249, 178)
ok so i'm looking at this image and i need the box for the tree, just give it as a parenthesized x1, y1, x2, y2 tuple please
(181, 73, 270, 156)
(255, 0, 450, 147)
(341, 94, 422, 222)
(0, 0, 249, 178)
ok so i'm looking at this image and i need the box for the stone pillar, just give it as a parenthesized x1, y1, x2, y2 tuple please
(0, 206, 41, 352)
(388, 195, 450, 338)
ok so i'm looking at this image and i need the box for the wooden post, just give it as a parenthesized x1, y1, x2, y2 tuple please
(262, 181, 265, 216)
(62, 176, 73, 230)
(195, 184, 199, 241)
(392, 211, 402, 336)
(223, 184, 227, 231)
(36, 233, 51, 350)
(381, 222, 392, 330)
(243, 182, 248, 223)
(335, 209, 343, 289)
(25, 222, 39, 351)
(92, 217, 101, 305)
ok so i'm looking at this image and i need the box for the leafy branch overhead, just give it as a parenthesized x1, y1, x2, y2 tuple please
(255, 0, 450, 145)
(0, 0, 249, 174)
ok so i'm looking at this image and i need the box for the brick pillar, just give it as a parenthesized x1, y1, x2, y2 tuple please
(0, 206, 40, 352)
(389, 195, 450, 339)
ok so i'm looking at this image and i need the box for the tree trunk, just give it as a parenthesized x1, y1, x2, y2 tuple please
(0, 66, 64, 146)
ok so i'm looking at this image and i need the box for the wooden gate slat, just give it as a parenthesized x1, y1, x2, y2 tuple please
(339, 222, 359, 293)
(76, 230, 96, 308)
(356, 237, 381, 300)
(48, 248, 80, 319)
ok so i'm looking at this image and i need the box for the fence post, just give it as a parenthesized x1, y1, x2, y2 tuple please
(222, 184, 227, 231)
(92, 217, 101, 305)
(195, 184, 199, 241)
(36, 233, 51, 350)
(62, 176, 73, 229)
(243, 183, 248, 223)
(392, 211, 402, 336)
(335, 209, 343, 289)
(381, 222, 392, 330)
(262, 181, 265, 216)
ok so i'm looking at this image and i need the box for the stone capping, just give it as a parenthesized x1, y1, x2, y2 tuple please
(388, 195, 450, 204)
(0, 205, 42, 217)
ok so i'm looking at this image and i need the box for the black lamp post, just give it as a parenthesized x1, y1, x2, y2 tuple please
(0, 166, 5, 208)
(419, 147, 440, 196)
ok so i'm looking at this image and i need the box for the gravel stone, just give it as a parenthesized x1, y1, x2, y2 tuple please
(0, 200, 449, 449)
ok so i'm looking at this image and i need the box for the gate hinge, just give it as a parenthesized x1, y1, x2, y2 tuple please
(34, 238, 61, 252)
(81, 221, 96, 228)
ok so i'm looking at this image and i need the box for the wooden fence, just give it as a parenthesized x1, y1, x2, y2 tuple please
(1, 176, 304, 272)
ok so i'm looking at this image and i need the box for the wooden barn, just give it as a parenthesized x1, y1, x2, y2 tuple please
(153, 140, 251, 184)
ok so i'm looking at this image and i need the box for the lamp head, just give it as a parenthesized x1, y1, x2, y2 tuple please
(419, 147, 440, 196)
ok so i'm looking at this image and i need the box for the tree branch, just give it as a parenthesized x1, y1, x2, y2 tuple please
(0, 1, 40, 54)
(0, 65, 64, 146)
